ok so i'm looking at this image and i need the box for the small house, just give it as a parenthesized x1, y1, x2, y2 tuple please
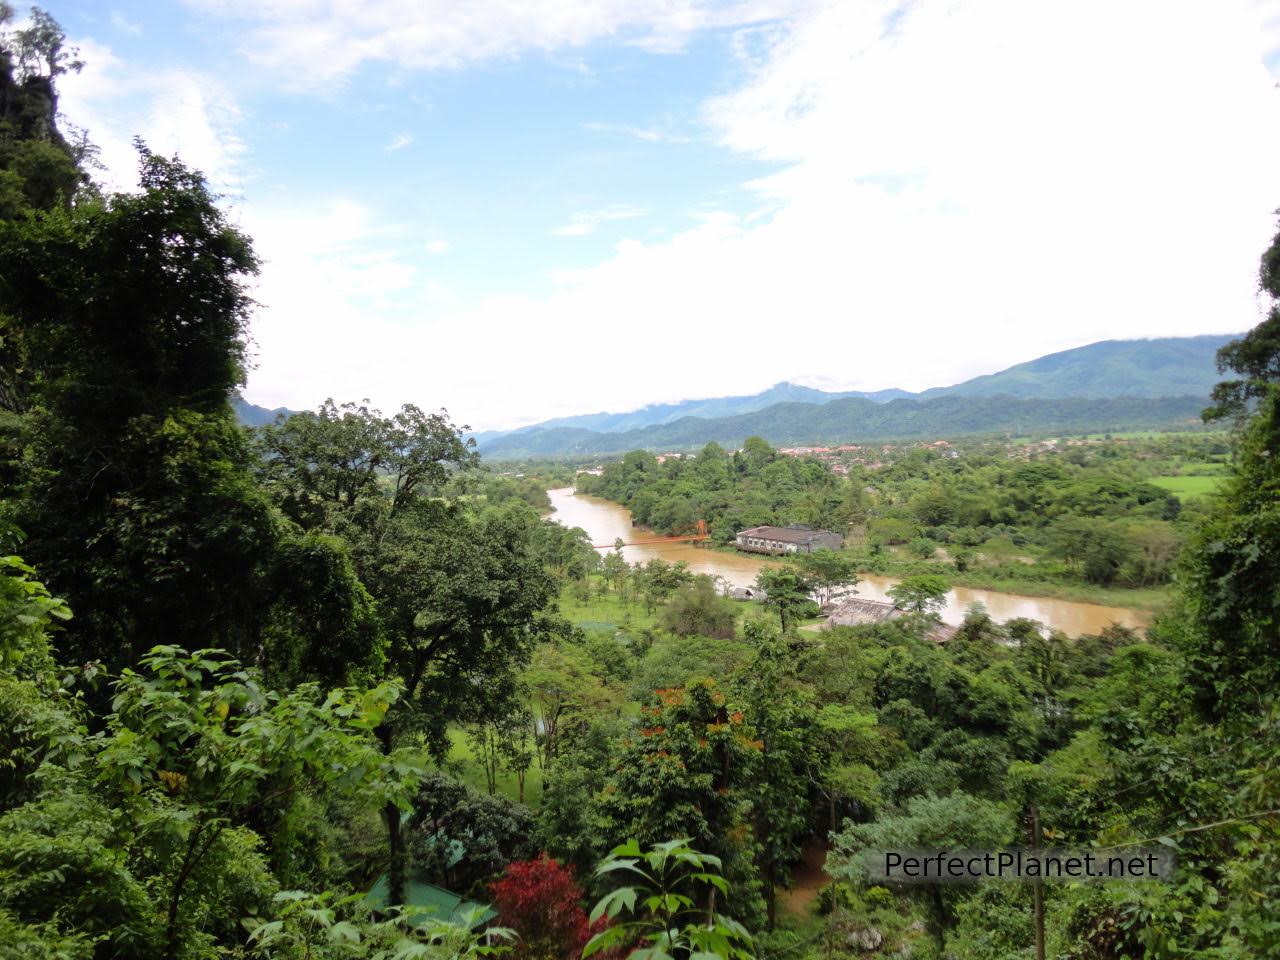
(365, 871, 497, 929)
(821, 596, 956, 644)
(821, 597, 900, 627)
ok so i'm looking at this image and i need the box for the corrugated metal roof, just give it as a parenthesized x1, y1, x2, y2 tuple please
(737, 525, 837, 544)
(822, 597, 899, 627)
(822, 597, 957, 643)
(365, 872, 498, 928)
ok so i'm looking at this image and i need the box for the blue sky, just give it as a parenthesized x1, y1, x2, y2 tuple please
(59, 3, 773, 300)
(47, 1, 1280, 429)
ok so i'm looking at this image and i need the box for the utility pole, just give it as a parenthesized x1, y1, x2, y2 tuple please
(1030, 804, 1046, 960)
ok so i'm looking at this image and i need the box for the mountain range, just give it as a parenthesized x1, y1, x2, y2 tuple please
(232, 334, 1239, 457)
(475, 334, 1237, 458)
(467, 382, 912, 446)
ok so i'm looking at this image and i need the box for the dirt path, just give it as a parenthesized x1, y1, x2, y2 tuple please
(779, 837, 832, 916)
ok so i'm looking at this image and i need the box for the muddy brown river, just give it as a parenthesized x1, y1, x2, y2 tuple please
(548, 487, 1149, 636)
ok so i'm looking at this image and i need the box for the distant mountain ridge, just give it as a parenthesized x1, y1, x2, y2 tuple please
(477, 334, 1235, 447)
(915, 334, 1236, 400)
(234, 334, 1238, 451)
(476, 334, 1238, 458)
(478, 394, 1209, 458)
(467, 381, 911, 445)
(232, 394, 298, 427)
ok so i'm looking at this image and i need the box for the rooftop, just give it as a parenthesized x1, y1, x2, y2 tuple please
(737, 525, 839, 545)
(365, 872, 497, 928)
(822, 596, 956, 643)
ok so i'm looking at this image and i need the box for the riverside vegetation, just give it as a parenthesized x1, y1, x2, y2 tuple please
(1, 11, 1278, 960)
(574, 433, 1231, 607)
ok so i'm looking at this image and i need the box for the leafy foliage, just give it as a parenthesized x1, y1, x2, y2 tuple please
(408, 773, 537, 895)
(246, 890, 514, 960)
(490, 854, 594, 960)
(584, 840, 753, 960)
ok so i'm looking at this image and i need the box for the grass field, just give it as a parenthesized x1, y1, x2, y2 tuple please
(444, 726, 544, 806)
(557, 588, 660, 633)
(1149, 474, 1229, 497)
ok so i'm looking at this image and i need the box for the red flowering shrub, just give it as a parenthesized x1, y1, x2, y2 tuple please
(490, 854, 594, 960)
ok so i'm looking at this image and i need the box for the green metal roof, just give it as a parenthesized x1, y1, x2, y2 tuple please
(364, 871, 498, 929)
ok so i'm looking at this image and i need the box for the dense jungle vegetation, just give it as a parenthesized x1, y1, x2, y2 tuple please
(0, 11, 1277, 960)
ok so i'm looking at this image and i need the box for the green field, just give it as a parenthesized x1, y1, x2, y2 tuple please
(557, 588, 660, 633)
(1150, 474, 1229, 497)
(445, 726, 545, 805)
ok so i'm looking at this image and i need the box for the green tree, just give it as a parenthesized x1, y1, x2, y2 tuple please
(0, 7, 85, 229)
(406, 773, 536, 893)
(792, 551, 859, 610)
(635, 559, 693, 614)
(596, 680, 763, 922)
(734, 628, 815, 929)
(258, 406, 560, 900)
(0, 610, 425, 960)
(1, 147, 295, 672)
(602, 549, 629, 596)
(886, 574, 950, 614)
(907, 536, 937, 559)
(659, 578, 736, 639)
(97, 647, 422, 960)
(829, 793, 1013, 944)
(257, 399, 476, 528)
(523, 643, 619, 776)
(753, 568, 815, 633)
(812, 704, 889, 831)
(1186, 266, 1280, 715)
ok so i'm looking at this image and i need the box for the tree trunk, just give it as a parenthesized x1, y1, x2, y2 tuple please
(385, 798, 407, 903)
(765, 859, 777, 931)
(164, 827, 203, 960)
(378, 723, 407, 905)
(164, 819, 225, 960)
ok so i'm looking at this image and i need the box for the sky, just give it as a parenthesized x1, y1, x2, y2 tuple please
(44, 0, 1280, 430)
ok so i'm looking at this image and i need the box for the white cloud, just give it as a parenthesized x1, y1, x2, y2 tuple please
(182, 0, 803, 84)
(239, 199, 427, 407)
(385, 132, 413, 152)
(425, 239, 449, 254)
(553, 205, 647, 237)
(58, 38, 246, 193)
(245, 0, 1280, 430)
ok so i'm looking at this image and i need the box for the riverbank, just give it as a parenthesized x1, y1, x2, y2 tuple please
(702, 541, 1170, 614)
(944, 573, 1169, 612)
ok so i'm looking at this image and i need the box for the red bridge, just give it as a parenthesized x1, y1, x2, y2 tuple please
(593, 519, 708, 549)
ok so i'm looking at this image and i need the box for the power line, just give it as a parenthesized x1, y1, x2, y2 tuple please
(756, 927, 826, 960)
(1086, 807, 1280, 855)
(1089, 714, 1278, 808)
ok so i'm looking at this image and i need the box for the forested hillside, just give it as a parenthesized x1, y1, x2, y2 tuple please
(474, 382, 911, 442)
(915, 335, 1237, 400)
(232, 393, 299, 427)
(1, 11, 1277, 960)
